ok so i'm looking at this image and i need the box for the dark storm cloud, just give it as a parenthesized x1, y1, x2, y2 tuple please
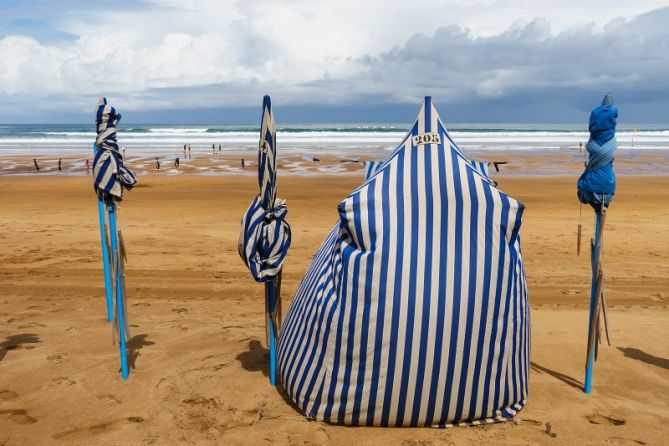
(333, 7, 669, 122)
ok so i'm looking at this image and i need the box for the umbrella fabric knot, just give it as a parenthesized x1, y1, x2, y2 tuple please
(93, 149, 137, 201)
(239, 195, 291, 282)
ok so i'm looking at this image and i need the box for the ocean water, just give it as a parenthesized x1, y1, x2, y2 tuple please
(1, 123, 668, 157)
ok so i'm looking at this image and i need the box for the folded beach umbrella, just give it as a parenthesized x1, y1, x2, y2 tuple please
(577, 94, 617, 209)
(578, 94, 617, 393)
(277, 97, 528, 427)
(93, 97, 136, 380)
(239, 95, 291, 385)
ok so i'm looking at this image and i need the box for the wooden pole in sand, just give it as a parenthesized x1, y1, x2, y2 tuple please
(93, 143, 114, 322)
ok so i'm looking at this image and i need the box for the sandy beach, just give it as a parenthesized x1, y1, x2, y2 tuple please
(1, 173, 668, 445)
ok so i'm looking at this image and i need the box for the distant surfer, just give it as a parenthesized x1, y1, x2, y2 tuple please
(175, 157, 180, 168)
(241, 158, 245, 169)
(58, 158, 62, 172)
(33, 158, 40, 171)
(155, 157, 160, 170)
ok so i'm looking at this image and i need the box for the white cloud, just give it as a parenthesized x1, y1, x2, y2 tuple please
(0, 0, 667, 117)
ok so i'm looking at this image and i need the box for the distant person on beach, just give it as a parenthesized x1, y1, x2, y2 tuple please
(579, 142, 583, 152)
(241, 158, 245, 169)
(58, 158, 62, 172)
(85, 158, 90, 174)
(218, 144, 221, 152)
(212, 143, 216, 154)
(175, 157, 180, 168)
(122, 146, 126, 156)
(155, 157, 160, 170)
(188, 144, 192, 159)
(33, 159, 40, 171)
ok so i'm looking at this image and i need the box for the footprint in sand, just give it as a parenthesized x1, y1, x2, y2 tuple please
(0, 390, 18, 401)
(17, 322, 46, 329)
(586, 413, 626, 426)
(96, 394, 121, 404)
(605, 438, 646, 445)
(0, 409, 37, 425)
(46, 353, 68, 364)
(51, 376, 75, 386)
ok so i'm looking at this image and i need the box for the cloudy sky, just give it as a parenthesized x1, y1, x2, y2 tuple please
(0, 0, 667, 123)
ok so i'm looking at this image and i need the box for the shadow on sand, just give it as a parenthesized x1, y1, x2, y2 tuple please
(531, 361, 583, 390)
(0, 334, 41, 362)
(126, 334, 155, 369)
(236, 340, 269, 377)
(236, 339, 308, 418)
(618, 347, 669, 371)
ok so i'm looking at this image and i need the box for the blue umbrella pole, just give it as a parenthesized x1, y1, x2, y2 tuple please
(108, 203, 129, 380)
(266, 275, 278, 386)
(93, 143, 114, 322)
(584, 210, 604, 393)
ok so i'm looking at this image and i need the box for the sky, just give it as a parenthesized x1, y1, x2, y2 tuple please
(0, 0, 668, 123)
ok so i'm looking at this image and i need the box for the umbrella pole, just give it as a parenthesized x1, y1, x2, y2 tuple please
(584, 207, 606, 393)
(108, 203, 129, 380)
(93, 143, 114, 322)
(266, 273, 279, 386)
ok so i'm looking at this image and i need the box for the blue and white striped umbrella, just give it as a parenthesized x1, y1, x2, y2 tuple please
(93, 98, 137, 201)
(239, 96, 291, 282)
(277, 97, 528, 427)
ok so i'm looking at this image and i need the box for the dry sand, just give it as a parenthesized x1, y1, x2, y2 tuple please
(0, 174, 668, 445)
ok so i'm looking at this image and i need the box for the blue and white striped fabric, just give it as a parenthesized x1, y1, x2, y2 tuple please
(239, 95, 291, 282)
(239, 195, 291, 282)
(363, 161, 384, 180)
(93, 148, 137, 200)
(93, 98, 137, 201)
(277, 97, 529, 427)
(470, 161, 491, 181)
(96, 97, 122, 154)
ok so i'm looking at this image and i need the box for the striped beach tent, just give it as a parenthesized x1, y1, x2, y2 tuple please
(277, 96, 529, 427)
(470, 160, 491, 181)
(363, 160, 384, 180)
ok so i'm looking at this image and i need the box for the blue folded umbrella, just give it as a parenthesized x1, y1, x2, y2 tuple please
(577, 94, 618, 208)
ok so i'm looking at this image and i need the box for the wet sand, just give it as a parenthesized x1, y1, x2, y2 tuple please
(2, 149, 669, 177)
(0, 174, 668, 445)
